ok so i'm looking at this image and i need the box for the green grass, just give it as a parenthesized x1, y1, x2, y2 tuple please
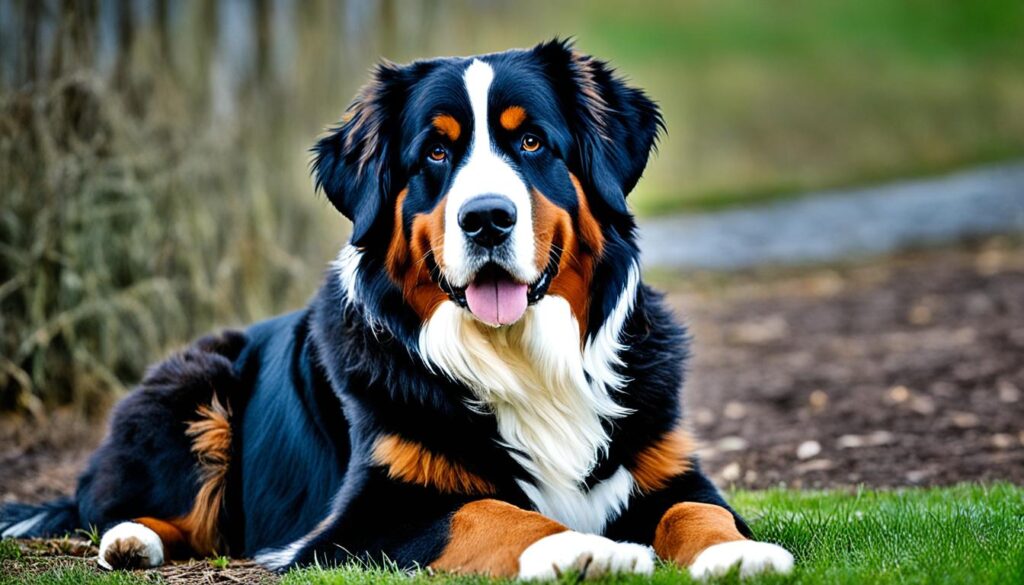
(75, 526, 101, 548)
(3, 485, 1022, 585)
(0, 538, 21, 562)
(0, 565, 154, 585)
(208, 555, 231, 570)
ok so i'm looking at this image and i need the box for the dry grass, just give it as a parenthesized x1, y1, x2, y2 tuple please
(0, 71, 336, 415)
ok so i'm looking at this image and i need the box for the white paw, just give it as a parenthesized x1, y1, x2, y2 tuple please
(97, 522, 165, 570)
(517, 531, 655, 581)
(689, 540, 794, 579)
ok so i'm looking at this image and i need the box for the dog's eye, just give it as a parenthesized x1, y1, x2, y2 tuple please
(427, 144, 448, 162)
(521, 134, 542, 152)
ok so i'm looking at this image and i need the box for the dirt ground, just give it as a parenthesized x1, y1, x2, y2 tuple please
(667, 236, 1024, 489)
(2, 237, 1022, 580)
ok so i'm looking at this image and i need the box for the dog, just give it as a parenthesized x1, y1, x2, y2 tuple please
(0, 40, 793, 579)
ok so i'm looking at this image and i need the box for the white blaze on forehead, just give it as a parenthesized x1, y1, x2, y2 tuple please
(466, 59, 494, 157)
(442, 59, 537, 287)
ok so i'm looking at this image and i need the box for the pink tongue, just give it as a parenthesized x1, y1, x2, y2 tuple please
(465, 276, 528, 326)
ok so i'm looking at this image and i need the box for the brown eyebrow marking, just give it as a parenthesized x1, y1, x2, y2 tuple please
(432, 114, 461, 142)
(499, 106, 527, 131)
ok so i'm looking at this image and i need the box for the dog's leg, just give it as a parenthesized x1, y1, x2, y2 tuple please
(97, 517, 187, 570)
(654, 502, 793, 579)
(80, 334, 243, 570)
(431, 499, 655, 580)
(607, 460, 793, 579)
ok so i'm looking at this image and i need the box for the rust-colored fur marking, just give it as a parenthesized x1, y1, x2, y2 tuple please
(499, 106, 527, 131)
(568, 174, 605, 258)
(385, 191, 449, 320)
(433, 114, 462, 142)
(629, 428, 696, 493)
(177, 394, 231, 555)
(654, 502, 747, 566)
(134, 517, 186, 558)
(533, 173, 606, 336)
(385, 188, 411, 273)
(372, 434, 496, 495)
(431, 499, 567, 577)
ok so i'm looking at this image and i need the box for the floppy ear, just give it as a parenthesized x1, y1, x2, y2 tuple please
(536, 39, 664, 217)
(313, 62, 411, 247)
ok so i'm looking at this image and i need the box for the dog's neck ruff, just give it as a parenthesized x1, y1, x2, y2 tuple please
(418, 264, 641, 532)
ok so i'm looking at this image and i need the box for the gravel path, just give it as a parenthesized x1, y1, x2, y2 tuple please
(640, 162, 1024, 270)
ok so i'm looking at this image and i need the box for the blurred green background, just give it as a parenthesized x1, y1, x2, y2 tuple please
(2, 0, 1023, 415)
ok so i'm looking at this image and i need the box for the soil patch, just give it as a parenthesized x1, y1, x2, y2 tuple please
(668, 236, 1024, 488)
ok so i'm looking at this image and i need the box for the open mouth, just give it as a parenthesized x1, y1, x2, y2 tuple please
(431, 250, 561, 326)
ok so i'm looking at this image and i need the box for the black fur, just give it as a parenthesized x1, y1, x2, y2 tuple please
(4, 40, 748, 572)
(0, 499, 78, 538)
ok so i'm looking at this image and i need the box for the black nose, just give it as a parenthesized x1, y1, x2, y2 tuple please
(458, 195, 517, 248)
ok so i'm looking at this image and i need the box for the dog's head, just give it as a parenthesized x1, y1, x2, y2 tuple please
(315, 40, 661, 337)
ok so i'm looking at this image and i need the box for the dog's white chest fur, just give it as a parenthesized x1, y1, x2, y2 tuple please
(419, 271, 640, 533)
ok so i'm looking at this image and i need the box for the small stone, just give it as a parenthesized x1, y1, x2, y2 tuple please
(796, 440, 822, 460)
(794, 459, 834, 473)
(837, 431, 894, 449)
(694, 408, 716, 426)
(950, 412, 980, 428)
(991, 434, 1015, 449)
(906, 469, 930, 483)
(723, 401, 747, 420)
(907, 304, 932, 325)
(808, 390, 829, 410)
(720, 462, 741, 482)
(837, 435, 864, 449)
(888, 385, 911, 403)
(717, 436, 749, 452)
(731, 316, 788, 344)
(910, 396, 936, 415)
(744, 470, 758, 484)
(997, 381, 1020, 404)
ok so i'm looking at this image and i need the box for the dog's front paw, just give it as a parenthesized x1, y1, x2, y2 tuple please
(689, 540, 794, 579)
(97, 522, 165, 570)
(517, 531, 655, 580)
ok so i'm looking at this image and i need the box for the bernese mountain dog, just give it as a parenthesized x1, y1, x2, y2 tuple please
(1, 40, 793, 579)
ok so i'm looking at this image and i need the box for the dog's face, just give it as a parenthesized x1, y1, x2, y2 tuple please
(314, 40, 661, 333)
